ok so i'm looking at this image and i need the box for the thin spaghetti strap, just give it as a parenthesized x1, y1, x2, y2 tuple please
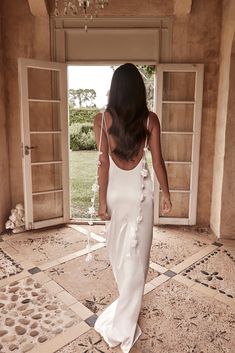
(103, 112, 111, 154)
(144, 115, 150, 149)
(98, 111, 105, 153)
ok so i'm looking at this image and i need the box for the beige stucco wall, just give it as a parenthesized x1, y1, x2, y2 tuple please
(0, 11, 11, 232)
(210, 0, 235, 238)
(0, 0, 51, 231)
(0, 0, 225, 231)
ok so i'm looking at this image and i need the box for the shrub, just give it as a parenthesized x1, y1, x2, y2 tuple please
(70, 123, 97, 151)
(69, 107, 99, 125)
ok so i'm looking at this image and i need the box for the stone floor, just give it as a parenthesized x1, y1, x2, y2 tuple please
(45, 246, 158, 315)
(0, 223, 234, 353)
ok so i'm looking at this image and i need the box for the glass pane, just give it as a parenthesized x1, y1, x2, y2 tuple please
(33, 192, 63, 222)
(28, 68, 60, 100)
(159, 191, 189, 218)
(32, 164, 62, 193)
(160, 164, 191, 190)
(30, 134, 62, 163)
(29, 102, 61, 131)
(163, 72, 195, 101)
(162, 134, 192, 162)
(162, 103, 194, 132)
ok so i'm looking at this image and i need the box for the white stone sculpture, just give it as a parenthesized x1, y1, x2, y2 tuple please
(5, 203, 25, 233)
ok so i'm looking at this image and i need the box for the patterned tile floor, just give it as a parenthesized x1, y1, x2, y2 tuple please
(0, 248, 23, 280)
(181, 245, 235, 298)
(45, 247, 159, 315)
(150, 225, 212, 268)
(0, 277, 80, 353)
(0, 224, 234, 353)
(2, 227, 97, 266)
(137, 281, 235, 353)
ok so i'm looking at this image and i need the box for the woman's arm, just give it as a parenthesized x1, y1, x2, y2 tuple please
(93, 112, 111, 220)
(148, 112, 172, 214)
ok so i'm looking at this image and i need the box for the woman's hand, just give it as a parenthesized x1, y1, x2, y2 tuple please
(161, 193, 172, 215)
(98, 203, 111, 221)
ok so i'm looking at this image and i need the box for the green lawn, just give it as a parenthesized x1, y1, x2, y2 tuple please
(70, 150, 99, 219)
(70, 150, 153, 219)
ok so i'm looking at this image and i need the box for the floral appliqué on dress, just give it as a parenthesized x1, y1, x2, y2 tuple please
(86, 111, 149, 262)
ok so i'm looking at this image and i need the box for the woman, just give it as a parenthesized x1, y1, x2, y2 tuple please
(92, 63, 172, 353)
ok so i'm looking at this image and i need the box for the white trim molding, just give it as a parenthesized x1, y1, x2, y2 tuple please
(50, 17, 173, 64)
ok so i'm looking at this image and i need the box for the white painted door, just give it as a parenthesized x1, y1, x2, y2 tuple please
(154, 63, 204, 225)
(18, 58, 70, 230)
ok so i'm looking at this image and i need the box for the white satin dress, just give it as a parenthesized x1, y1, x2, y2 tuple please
(94, 112, 154, 353)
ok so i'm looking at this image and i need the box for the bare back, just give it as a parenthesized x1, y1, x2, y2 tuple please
(103, 110, 150, 171)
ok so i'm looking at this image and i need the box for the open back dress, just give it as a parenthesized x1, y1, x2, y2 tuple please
(94, 111, 154, 353)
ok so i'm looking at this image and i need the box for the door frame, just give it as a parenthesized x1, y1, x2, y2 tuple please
(67, 62, 157, 222)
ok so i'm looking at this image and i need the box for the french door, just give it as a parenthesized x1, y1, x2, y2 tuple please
(18, 59, 204, 229)
(154, 64, 204, 225)
(18, 58, 70, 230)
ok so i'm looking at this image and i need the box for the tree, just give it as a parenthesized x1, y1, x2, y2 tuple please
(69, 88, 97, 108)
(69, 89, 76, 108)
(138, 65, 155, 110)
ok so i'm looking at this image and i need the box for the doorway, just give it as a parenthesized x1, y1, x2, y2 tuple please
(68, 64, 155, 221)
(18, 59, 204, 230)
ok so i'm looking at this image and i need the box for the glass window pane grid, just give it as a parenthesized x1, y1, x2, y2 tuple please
(161, 134, 192, 162)
(28, 68, 60, 101)
(159, 191, 189, 218)
(163, 72, 196, 101)
(30, 134, 62, 163)
(33, 192, 63, 222)
(29, 101, 61, 132)
(32, 164, 63, 193)
(162, 102, 195, 133)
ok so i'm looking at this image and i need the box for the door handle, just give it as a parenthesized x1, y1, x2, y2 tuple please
(24, 145, 38, 155)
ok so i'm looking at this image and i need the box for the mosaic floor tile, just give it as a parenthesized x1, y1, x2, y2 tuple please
(0, 277, 80, 353)
(0, 248, 23, 280)
(181, 246, 235, 298)
(28, 267, 41, 275)
(136, 280, 235, 353)
(84, 314, 98, 327)
(46, 247, 159, 314)
(56, 328, 121, 353)
(4, 227, 97, 266)
(1, 224, 232, 353)
(150, 225, 212, 269)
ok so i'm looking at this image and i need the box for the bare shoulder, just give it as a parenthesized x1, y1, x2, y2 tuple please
(93, 110, 112, 129)
(93, 112, 103, 128)
(148, 111, 160, 132)
(104, 110, 113, 129)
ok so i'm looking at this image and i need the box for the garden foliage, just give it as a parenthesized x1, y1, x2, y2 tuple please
(70, 122, 97, 151)
(69, 107, 99, 150)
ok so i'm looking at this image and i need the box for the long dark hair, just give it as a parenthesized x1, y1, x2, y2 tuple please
(106, 63, 150, 161)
